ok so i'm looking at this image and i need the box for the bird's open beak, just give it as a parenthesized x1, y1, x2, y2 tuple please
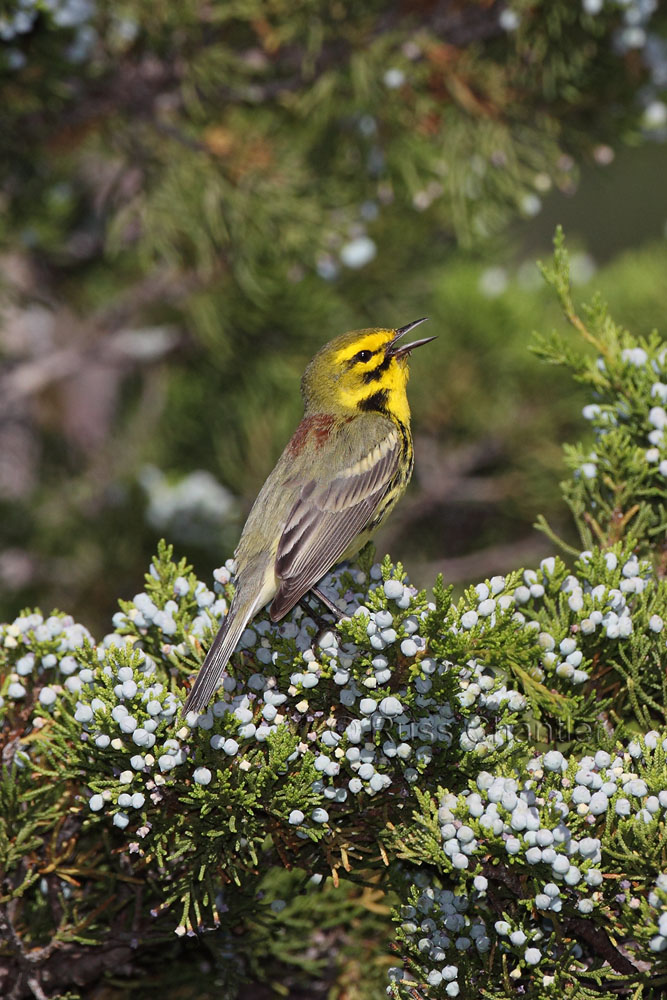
(389, 317, 436, 360)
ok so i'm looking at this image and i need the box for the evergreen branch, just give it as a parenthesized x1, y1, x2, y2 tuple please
(534, 514, 584, 557)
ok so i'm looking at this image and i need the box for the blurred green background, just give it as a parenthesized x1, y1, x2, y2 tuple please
(1, 0, 667, 638)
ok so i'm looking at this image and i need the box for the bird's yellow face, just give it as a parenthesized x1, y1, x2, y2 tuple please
(301, 320, 433, 424)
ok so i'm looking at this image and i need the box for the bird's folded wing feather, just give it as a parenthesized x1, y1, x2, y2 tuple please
(270, 424, 401, 619)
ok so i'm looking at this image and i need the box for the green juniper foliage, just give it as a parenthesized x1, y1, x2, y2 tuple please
(2, 235, 667, 997)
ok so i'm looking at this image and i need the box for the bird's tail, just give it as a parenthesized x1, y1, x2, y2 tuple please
(183, 590, 259, 715)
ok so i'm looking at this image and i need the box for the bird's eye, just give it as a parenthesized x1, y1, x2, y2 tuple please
(354, 349, 373, 363)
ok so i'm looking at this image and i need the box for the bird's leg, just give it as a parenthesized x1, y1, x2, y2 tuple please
(297, 589, 347, 637)
(309, 586, 347, 622)
(300, 588, 347, 648)
(298, 593, 333, 631)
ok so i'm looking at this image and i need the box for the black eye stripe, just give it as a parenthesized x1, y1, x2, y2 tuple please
(361, 353, 392, 384)
(346, 347, 381, 369)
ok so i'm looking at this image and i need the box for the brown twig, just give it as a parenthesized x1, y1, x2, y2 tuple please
(566, 916, 638, 977)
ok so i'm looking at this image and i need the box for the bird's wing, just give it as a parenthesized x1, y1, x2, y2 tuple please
(269, 423, 402, 619)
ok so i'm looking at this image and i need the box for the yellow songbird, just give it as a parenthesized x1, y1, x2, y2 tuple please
(183, 319, 434, 713)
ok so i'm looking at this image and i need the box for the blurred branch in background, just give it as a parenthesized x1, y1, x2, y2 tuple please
(378, 435, 552, 586)
(0, 0, 666, 631)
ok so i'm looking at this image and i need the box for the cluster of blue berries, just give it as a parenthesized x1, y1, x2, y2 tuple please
(390, 875, 491, 998)
(80, 643, 185, 830)
(435, 543, 664, 718)
(391, 728, 667, 996)
(115, 563, 229, 642)
(579, 345, 667, 482)
(0, 610, 93, 717)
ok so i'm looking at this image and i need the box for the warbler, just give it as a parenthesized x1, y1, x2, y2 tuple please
(183, 319, 435, 713)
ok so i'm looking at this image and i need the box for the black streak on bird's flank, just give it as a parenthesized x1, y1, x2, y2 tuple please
(361, 354, 392, 384)
(357, 389, 389, 413)
(397, 421, 411, 454)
